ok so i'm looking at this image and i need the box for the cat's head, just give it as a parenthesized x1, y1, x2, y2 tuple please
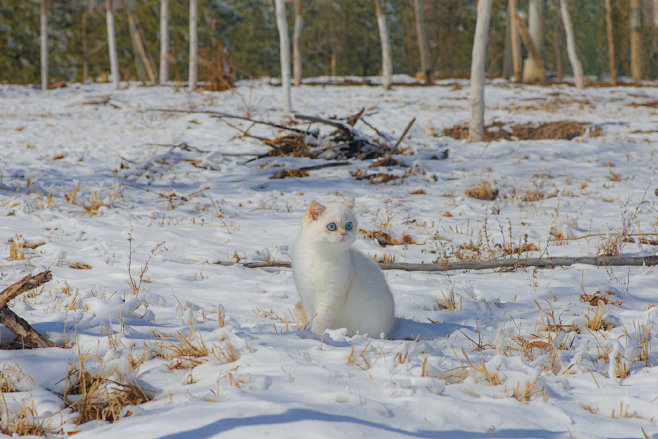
(302, 199, 357, 247)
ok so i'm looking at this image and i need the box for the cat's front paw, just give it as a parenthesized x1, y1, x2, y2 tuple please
(310, 321, 327, 335)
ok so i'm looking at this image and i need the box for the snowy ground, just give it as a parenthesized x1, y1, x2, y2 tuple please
(1, 77, 657, 438)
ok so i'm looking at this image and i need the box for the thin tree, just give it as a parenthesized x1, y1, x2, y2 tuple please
(508, 0, 522, 82)
(275, 0, 292, 113)
(189, 0, 198, 91)
(374, 0, 393, 90)
(82, 0, 89, 82)
(630, 0, 642, 80)
(522, 0, 545, 82)
(413, 0, 431, 83)
(605, 0, 617, 85)
(559, 0, 584, 89)
(160, 0, 169, 84)
(40, 0, 48, 90)
(106, 0, 120, 89)
(293, 0, 303, 86)
(469, 0, 493, 142)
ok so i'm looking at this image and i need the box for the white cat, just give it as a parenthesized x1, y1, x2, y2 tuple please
(292, 199, 395, 338)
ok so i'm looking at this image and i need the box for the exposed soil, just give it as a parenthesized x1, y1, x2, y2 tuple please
(443, 121, 602, 141)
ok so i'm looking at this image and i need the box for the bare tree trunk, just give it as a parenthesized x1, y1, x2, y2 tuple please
(503, 10, 513, 79)
(127, 1, 157, 84)
(413, 0, 431, 83)
(606, 0, 617, 85)
(552, 27, 563, 80)
(189, 0, 198, 91)
(293, 0, 303, 86)
(160, 0, 169, 84)
(40, 0, 48, 91)
(374, 0, 393, 90)
(82, 3, 89, 82)
(630, 0, 642, 80)
(508, 0, 522, 82)
(515, 14, 546, 81)
(469, 0, 493, 142)
(128, 9, 146, 81)
(106, 0, 120, 89)
(275, 0, 292, 113)
(559, 0, 584, 89)
(523, 0, 546, 82)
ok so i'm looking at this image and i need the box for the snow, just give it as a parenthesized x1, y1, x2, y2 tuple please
(0, 77, 657, 438)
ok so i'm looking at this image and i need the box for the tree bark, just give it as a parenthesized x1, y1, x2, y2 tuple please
(559, 0, 584, 89)
(605, 0, 617, 85)
(274, 0, 292, 114)
(106, 0, 120, 89)
(127, 4, 157, 84)
(515, 14, 546, 82)
(293, 0, 303, 86)
(468, 0, 493, 142)
(189, 0, 198, 91)
(630, 0, 642, 80)
(374, 0, 393, 90)
(508, 0, 522, 82)
(40, 0, 48, 91)
(522, 0, 546, 82)
(0, 271, 53, 349)
(160, 0, 169, 84)
(127, 8, 147, 81)
(413, 0, 431, 83)
(82, 3, 89, 83)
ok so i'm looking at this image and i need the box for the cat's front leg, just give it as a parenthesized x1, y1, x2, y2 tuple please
(310, 291, 344, 334)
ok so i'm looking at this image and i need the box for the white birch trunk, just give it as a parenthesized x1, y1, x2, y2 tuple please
(559, 0, 584, 89)
(160, 0, 169, 84)
(293, 0, 303, 86)
(630, 0, 641, 80)
(189, 0, 198, 91)
(468, 0, 493, 142)
(508, 0, 522, 82)
(413, 0, 431, 83)
(374, 0, 392, 90)
(275, 0, 292, 114)
(106, 0, 120, 89)
(40, 0, 48, 91)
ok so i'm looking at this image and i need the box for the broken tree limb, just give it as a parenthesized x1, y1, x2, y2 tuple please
(214, 255, 658, 272)
(294, 114, 354, 136)
(0, 271, 52, 308)
(0, 307, 52, 348)
(0, 270, 53, 348)
(389, 117, 416, 155)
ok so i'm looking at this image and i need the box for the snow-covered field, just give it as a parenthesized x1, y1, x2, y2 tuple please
(1, 77, 657, 438)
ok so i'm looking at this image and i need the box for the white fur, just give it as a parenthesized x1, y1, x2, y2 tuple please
(292, 199, 395, 338)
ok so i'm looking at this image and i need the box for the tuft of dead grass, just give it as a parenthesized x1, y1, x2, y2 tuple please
(443, 121, 602, 141)
(150, 328, 239, 370)
(465, 181, 499, 201)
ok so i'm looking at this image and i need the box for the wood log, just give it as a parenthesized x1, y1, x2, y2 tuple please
(0, 270, 53, 348)
(214, 255, 658, 272)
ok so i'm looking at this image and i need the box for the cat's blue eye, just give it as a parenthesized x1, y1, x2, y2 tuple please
(345, 222, 353, 231)
(327, 223, 337, 231)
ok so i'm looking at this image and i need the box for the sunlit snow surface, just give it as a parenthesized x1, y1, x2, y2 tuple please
(1, 77, 657, 438)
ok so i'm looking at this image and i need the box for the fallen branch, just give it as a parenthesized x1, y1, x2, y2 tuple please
(389, 117, 416, 155)
(270, 161, 351, 179)
(214, 255, 658, 272)
(0, 271, 53, 348)
(294, 114, 354, 136)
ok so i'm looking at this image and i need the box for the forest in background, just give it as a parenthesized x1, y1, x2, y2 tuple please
(1, 0, 657, 85)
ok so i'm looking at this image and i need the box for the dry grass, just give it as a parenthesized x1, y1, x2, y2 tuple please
(511, 378, 547, 403)
(465, 181, 499, 201)
(443, 121, 602, 141)
(346, 342, 371, 370)
(82, 192, 109, 215)
(151, 328, 239, 370)
(65, 184, 80, 204)
(0, 363, 34, 392)
(435, 283, 458, 311)
(584, 304, 613, 331)
(580, 290, 624, 306)
(8, 236, 25, 261)
(0, 395, 56, 436)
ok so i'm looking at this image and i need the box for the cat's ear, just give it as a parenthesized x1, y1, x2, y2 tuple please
(305, 201, 326, 222)
(342, 198, 355, 210)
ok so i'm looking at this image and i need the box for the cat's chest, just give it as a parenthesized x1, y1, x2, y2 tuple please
(295, 247, 352, 288)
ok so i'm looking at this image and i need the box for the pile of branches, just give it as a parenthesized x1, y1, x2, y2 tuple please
(150, 108, 414, 162)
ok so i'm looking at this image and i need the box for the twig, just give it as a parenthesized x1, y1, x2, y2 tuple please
(0, 271, 52, 307)
(390, 117, 416, 155)
(146, 142, 208, 153)
(147, 108, 312, 135)
(360, 117, 393, 141)
(214, 255, 658, 272)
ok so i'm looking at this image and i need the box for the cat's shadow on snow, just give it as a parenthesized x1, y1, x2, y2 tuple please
(391, 317, 470, 341)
